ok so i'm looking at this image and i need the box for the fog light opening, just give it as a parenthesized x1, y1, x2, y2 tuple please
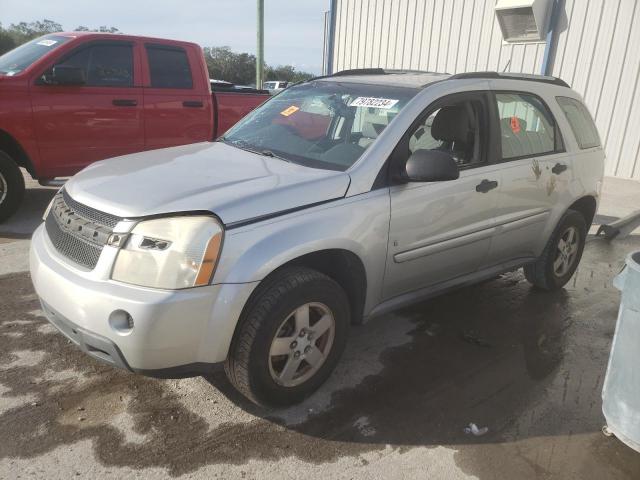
(109, 310, 134, 335)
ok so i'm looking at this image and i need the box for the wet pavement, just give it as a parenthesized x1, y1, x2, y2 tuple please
(1, 231, 640, 478)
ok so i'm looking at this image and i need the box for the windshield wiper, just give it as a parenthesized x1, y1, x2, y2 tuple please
(260, 149, 293, 163)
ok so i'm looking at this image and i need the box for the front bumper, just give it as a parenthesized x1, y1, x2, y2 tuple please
(30, 224, 258, 373)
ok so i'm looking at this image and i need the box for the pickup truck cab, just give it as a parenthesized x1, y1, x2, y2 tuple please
(30, 69, 604, 406)
(0, 32, 268, 221)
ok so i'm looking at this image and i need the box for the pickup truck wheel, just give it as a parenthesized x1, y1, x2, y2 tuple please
(0, 151, 25, 223)
(523, 209, 587, 290)
(224, 266, 350, 406)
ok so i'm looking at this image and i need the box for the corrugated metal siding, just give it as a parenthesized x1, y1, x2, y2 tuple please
(331, 0, 640, 180)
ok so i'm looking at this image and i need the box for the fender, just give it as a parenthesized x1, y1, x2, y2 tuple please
(213, 189, 391, 315)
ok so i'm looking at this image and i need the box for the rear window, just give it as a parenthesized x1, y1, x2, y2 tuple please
(146, 45, 193, 89)
(556, 96, 601, 149)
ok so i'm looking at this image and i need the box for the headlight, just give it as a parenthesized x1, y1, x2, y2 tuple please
(111, 215, 223, 289)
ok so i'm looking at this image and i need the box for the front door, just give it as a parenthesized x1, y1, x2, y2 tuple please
(30, 40, 144, 177)
(383, 92, 502, 299)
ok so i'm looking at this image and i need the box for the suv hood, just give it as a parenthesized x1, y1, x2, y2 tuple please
(65, 142, 351, 225)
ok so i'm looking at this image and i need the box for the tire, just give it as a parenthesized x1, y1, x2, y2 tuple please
(0, 151, 25, 223)
(225, 266, 350, 406)
(524, 209, 587, 290)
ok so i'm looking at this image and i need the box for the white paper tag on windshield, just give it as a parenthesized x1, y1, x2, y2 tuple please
(36, 39, 58, 47)
(349, 97, 399, 109)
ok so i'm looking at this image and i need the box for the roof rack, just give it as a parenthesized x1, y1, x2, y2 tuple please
(448, 71, 570, 88)
(330, 68, 387, 77)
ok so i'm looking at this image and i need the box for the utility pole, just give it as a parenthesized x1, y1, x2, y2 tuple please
(256, 0, 264, 89)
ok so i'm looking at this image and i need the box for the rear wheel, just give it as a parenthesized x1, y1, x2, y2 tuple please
(524, 210, 587, 290)
(225, 267, 350, 406)
(0, 151, 25, 223)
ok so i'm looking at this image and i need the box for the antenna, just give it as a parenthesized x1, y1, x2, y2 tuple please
(502, 60, 511, 73)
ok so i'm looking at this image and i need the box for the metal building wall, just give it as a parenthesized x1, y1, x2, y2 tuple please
(331, 0, 640, 180)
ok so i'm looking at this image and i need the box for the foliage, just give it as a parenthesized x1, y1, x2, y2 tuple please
(0, 19, 315, 85)
(205, 45, 314, 86)
(0, 20, 120, 55)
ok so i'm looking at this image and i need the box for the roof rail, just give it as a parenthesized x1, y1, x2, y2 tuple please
(448, 71, 570, 88)
(331, 68, 387, 77)
(450, 71, 570, 87)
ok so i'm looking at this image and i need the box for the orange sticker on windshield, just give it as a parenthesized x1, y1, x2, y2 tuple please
(510, 116, 521, 134)
(280, 106, 300, 117)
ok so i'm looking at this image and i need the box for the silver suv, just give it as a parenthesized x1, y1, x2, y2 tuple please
(30, 70, 604, 406)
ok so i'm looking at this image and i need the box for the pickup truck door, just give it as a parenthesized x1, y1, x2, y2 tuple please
(383, 91, 502, 300)
(142, 44, 212, 149)
(484, 90, 572, 266)
(30, 40, 144, 177)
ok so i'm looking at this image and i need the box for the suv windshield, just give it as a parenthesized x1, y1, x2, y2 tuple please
(0, 35, 71, 76)
(222, 80, 418, 171)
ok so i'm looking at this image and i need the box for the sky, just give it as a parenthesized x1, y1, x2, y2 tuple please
(1, 0, 330, 73)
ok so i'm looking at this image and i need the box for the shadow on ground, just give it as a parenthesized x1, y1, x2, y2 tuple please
(0, 176, 56, 238)
(1, 236, 640, 478)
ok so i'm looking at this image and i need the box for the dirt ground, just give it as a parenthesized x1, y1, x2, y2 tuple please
(1, 180, 640, 479)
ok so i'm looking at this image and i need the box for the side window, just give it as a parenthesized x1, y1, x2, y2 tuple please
(556, 96, 601, 149)
(496, 93, 558, 160)
(405, 98, 486, 168)
(146, 45, 193, 89)
(46, 43, 133, 87)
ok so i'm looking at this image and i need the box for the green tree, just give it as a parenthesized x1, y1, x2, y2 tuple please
(0, 25, 17, 55)
(204, 46, 257, 85)
(265, 64, 314, 83)
(204, 46, 315, 86)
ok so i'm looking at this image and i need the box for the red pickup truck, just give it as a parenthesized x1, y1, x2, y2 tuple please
(0, 32, 269, 221)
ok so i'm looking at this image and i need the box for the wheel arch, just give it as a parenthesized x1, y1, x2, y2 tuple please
(567, 195, 597, 227)
(238, 248, 368, 326)
(0, 129, 35, 177)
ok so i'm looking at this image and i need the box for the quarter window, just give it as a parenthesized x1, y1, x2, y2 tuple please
(496, 93, 558, 159)
(556, 96, 601, 149)
(146, 45, 193, 89)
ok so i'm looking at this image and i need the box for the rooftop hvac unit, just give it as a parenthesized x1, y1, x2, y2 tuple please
(495, 0, 553, 42)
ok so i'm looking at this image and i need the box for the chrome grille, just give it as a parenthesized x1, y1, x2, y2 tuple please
(45, 191, 121, 269)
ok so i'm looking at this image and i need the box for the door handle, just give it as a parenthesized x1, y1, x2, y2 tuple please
(112, 99, 138, 107)
(183, 100, 204, 108)
(476, 179, 498, 193)
(552, 162, 568, 175)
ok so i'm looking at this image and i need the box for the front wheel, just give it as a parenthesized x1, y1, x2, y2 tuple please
(225, 267, 350, 406)
(0, 151, 25, 223)
(524, 209, 587, 290)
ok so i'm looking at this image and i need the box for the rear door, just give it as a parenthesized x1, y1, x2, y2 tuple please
(383, 91, 503, 299)
(142, 44, 212, 149)
(485, 89, 572, 266)
(30, 40, 143, 176)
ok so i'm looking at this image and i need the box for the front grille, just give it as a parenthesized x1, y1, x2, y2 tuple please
(45, 190, 122, 270)
(62, 190, 120, 228)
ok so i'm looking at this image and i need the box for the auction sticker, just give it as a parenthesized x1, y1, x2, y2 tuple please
(36, 39, 58, 47)
(349, 97, 399, 109)
(280, 105, 300, 116)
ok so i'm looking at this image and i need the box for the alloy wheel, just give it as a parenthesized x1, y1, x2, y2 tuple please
(0, 171, 7, 205)
(553, 226, 579, 277)
(268, 302, 336, 387)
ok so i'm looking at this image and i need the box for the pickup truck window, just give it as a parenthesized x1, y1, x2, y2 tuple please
(45, 43, 134, 87)
(222, 81, 418, 171)
(146, 45, 193, 89)
(0, 35, 70, 76)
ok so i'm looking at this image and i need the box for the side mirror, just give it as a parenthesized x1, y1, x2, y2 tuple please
(52, 65, 86, 85)
(404, 149, 460, 182)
